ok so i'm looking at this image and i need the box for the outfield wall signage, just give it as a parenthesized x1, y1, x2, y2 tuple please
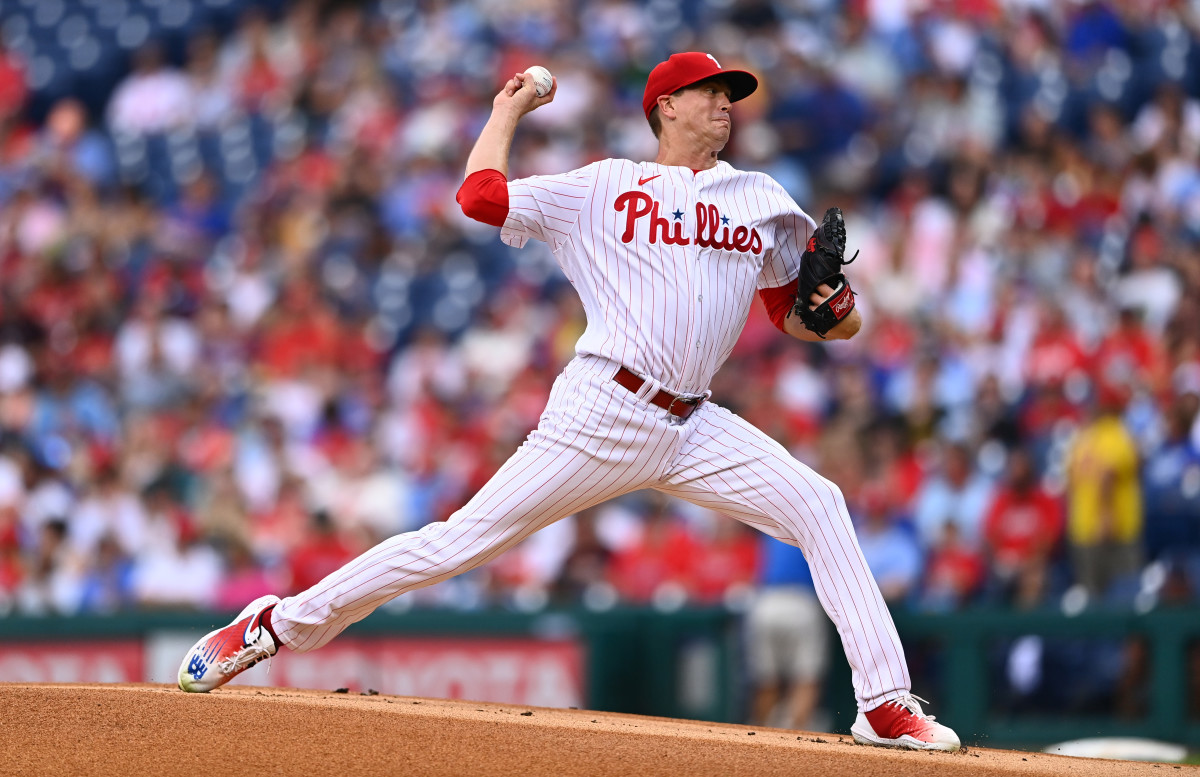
(0, 634, 584, 709)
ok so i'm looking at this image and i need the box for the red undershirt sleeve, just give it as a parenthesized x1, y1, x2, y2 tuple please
(759, 283, 796, 333)
(456, 169, 510, 227)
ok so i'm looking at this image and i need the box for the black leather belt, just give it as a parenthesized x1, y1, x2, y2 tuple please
(613, 366, 705, 419)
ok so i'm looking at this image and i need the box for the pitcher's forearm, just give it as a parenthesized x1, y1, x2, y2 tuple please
(784, 307, 862, 341)
(464, 107, 524, 179)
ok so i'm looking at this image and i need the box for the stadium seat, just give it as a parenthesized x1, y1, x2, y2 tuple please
(114, 142, 147, 188)
(57, 14, 92, 49)
(158, 0, 194, 31)
(32, 0, 66, 31)
(167, 128, 202, 184)
(116, 15, 151, 50)
(95, 0, 130, 30)
(271, 111, 306, 160)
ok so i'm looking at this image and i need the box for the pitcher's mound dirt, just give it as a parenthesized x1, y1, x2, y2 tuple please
(0, 684, 1185, 776)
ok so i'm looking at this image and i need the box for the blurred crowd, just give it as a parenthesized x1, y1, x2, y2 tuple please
(0, 0, 1197, 621)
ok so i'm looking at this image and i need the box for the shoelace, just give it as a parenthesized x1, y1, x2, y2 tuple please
(883, 694, 936, 721)
(216, 634, 273, 675)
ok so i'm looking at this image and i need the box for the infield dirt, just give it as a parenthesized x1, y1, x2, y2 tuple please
(0, 683, 1191, 776)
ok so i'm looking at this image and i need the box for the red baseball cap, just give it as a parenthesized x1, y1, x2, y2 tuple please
(642, 52, 758, 120)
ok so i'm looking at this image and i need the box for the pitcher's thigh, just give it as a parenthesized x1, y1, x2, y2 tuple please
(658, 405, 852, 549)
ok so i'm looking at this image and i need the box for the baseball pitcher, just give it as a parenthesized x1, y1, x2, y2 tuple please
(178, 52, 960, 752)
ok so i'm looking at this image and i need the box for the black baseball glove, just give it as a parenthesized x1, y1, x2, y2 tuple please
(790, 207, 859, 338)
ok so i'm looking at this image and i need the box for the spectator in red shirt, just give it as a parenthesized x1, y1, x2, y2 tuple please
(0, 507, 21, 612)
(286, 510, 357, 594)
(239, 40, 286, 112)
(982, 447, 1063, 604)
(0, 42, 27, 123)
(866, 421, 924, 510)
(689, 519, 761, 605)
(609, 495, 697, 605)
(921, 522, 986, 612)
(1026, 302, 1089, 390)
(1092, 307, 1168, 397)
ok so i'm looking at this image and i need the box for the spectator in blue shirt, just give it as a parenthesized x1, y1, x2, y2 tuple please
(912, 442, 993, 553)
(1143, 394, 1200, 599)
(745, 536, 828, 731)
(856, 488, 923, 604)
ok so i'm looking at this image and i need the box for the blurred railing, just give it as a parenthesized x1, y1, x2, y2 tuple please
(2, 606, 1199, 748)
(822, 608, 1200, 749)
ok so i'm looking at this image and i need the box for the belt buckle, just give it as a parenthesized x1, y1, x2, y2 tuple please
(665, 393, 699, 417)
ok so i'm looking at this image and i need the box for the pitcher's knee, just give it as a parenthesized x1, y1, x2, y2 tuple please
(418, 519, 455, 542)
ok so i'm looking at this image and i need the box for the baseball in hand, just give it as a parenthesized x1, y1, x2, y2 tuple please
(525, 66, 553, 98)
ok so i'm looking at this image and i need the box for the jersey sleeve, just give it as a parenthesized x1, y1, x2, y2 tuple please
(757, 196, 816, 290)
(500, 163, 598, 251)
(457, 169, 510, 227)
(757, 283, 796, 332)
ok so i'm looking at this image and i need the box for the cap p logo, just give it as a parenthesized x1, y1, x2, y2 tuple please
(706, 53, 722, 68)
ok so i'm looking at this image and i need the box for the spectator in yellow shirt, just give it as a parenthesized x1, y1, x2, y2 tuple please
(1065, 384, 1142, 597)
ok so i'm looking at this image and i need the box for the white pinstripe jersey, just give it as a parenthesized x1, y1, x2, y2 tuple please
(501, 159, 816, 396)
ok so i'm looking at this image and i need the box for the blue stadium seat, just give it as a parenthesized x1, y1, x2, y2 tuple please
(216, 120, 258, 194)
(271, 111, 306, 160)
(248, 112, 275, 165)
(111, 131, 147, 174)
(171, 153, 203, 186)
(95, 0, 130, 30)
(142, 132, 178, 201)
(57, 13, 92, 50)
(68, 37, 103, 72)
(115, 14, 151, 50)
(1, 15, 32, 55)
(218, 119, 254, 166)
(197, 129, 224, 170)
(158, 0, 195, 31)
(166, 127, 203, 184)
(166, 126, 199, 152)
(29, 22, 61, 50)
(27, 54, 76, 99)
(32, 0, 66, 30)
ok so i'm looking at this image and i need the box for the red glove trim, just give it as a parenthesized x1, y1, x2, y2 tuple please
(456, 169, 509, 227)
(758, 283, 796, 333)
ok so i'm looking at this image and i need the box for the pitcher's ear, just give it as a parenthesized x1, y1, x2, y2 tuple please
(657, 93, 677, 120)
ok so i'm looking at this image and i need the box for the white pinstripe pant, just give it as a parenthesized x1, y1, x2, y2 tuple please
(273, 355, 911, 710)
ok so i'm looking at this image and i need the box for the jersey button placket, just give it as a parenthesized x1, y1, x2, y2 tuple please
(680, 175, 702, 374)
(696, 178, 700, 354)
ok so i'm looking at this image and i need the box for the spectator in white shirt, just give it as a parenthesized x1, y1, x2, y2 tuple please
(107, 44, 196, 135)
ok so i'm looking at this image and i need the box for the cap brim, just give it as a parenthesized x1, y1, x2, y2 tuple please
(680, 69, 758, 103)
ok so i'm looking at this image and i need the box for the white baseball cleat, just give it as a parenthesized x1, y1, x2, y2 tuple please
(178, 595, 281, 693)
(851, 694, 961, 751)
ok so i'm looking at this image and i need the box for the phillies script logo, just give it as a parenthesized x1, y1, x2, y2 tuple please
(614, 192, 763, 254)
(828, 284, 854, 318)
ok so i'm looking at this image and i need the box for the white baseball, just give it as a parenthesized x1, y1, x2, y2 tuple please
(525, 66, 553, 98)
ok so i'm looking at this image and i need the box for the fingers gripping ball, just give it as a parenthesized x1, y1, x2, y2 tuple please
(525, 66, 554, 98)
(792, 207, 860, 338)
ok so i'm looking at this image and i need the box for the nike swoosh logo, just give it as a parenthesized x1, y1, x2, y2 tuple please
(638, 175, 661, 186)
